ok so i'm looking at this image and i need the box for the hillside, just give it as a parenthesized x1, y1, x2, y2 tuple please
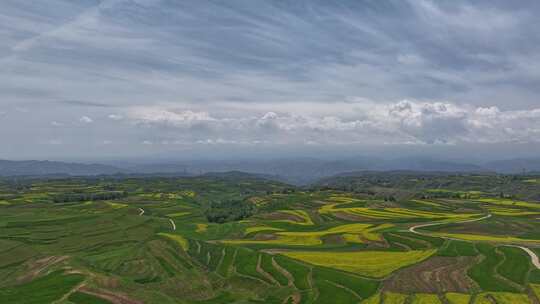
(2, 174, 540, 303)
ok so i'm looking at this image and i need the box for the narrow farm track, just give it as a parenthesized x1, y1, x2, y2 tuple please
(507, 245, 540, 270)
(138, 208, 144, 216)
(53, 280, 88, 304)
(272, 257, 295, 287)
(408, 214, 492, 235)
(409, 214, 540, 271)
(326, 280, 362, 300)
(256, 255, 279, 285)
(169, 219, 176, 231)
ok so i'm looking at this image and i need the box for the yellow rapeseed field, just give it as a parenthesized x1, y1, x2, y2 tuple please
(106, 202, 127, 209)
(320, 203, 478, 220)
(486, 206, 540, 216)
(158, 233, 189, 251)
(281, 249, 436, 278)
(276, 210, 314, 225)
(411, 294, 441, 304)
(244, 225, 284, 235)
(195, 223, 208, 233)
(167, 212, 190, 217)
(411, 199, 444, 208)
(475, 292, 532, 304)
(476, 198, 540, 209)
(328, 195, 362, 203)
(430, 232, 540, 243)
(383, 292, 409, 304)
(180, 190, 196, 197)
(224, 223, 391, 246)
(531, 285, 540, 303)
(444, 293, 471, 304)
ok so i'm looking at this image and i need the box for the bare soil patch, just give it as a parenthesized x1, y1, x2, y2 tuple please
(252, 233, 278, 241)
(332, 211, 374, 222)
(79, 287, 144, 304)
(321, 234, 345, 245)
(383, 256, 477, 293)
(257, 212, 303, 223)
(17, 255, 69, 283)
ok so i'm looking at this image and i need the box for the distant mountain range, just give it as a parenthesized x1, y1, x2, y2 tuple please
(1, 157, 540, 184)
(0, 160, 122, 177)
(483, 158, 540, 174)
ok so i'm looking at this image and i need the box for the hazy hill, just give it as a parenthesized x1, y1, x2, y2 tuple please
(2, 157, 540, 184)
(0, 160, 122, 177)
(127, 157, 485, 184)
(483, 158, 540, 174)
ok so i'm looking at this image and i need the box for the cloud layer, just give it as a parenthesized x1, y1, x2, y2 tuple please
(126, 101, 540, 147)
(1, 0, 539, 159)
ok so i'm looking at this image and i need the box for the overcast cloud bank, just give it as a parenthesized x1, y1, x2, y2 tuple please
(1, 0, 539, 160)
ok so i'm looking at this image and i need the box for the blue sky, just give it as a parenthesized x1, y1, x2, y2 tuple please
(1, 0, 540, 160)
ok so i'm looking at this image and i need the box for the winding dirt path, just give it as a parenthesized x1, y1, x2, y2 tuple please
(408, 214, 492, 235)
(256, 255, 279, 285)
(272, 257, 295, 288)
(138, 208, 144, 216)
(169, 218, 176, 231)
(409, 213, 540, 270)
(508, 245, 540, 270)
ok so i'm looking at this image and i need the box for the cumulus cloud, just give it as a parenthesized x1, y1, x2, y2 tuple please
(79, 116, 93, 123)
(126, 100, 540, 146)
(129, 108, 214, 127)
(107, 114, 123, 120)
(386, 101, 469, 144)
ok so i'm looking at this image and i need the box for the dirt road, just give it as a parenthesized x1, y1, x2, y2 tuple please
(408, 214, 540, 270)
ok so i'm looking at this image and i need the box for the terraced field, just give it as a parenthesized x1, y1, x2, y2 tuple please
(1, 174, 540, 303)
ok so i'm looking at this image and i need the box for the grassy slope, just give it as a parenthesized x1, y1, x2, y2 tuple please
(1, 174, 540, 303)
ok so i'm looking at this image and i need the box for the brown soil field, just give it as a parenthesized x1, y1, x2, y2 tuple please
(257, 211, 304, 223)
(383, 256, 477, 293)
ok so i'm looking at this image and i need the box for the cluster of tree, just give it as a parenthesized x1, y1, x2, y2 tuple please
(1, 180, 32, 192)
(383, 196, 397, 202)
(264, 188, 296, 195)
(421, 192, 469, 199)
(205, 199, 255, 223)
(52, 191, 127, 203)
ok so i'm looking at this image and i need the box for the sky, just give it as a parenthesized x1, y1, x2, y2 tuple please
(1, 0, 540, 161)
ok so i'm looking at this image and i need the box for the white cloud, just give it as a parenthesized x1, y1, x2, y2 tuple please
(1, 1, 540, 158)
(107, 114, 123, 120)
(51, 121, 64, 126)
(125, 100, 540, 146)
(79, 116, 93, 123)
(397, 54, 424, 66)
(129, 108, 214, 127)
(475, 106, 500, 117)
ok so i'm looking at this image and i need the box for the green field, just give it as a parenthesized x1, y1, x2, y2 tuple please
(1, 173, 540, 303)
